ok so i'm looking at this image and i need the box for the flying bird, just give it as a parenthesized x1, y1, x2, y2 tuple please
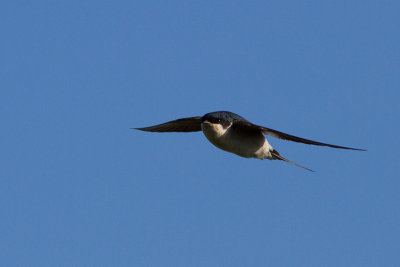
(134, 111, 365, 171)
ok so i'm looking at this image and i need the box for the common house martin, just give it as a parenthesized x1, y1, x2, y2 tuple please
(134, 111, 365, 172)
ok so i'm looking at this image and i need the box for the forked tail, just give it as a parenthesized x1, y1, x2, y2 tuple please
(271, 149, 314, 172)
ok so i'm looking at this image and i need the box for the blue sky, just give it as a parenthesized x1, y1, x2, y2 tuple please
(1, 0, 399, 266)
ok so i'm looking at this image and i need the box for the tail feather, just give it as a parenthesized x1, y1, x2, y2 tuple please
(271, 149, 314, 172)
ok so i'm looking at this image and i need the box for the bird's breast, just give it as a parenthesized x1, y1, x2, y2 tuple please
(201, 122, 228, 146)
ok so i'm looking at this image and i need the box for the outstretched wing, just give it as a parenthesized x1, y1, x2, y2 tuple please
(232, 120, 366, 151)
(134, 116, 202, 132)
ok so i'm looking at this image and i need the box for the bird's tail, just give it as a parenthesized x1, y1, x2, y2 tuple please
(271, 149, 314, 172)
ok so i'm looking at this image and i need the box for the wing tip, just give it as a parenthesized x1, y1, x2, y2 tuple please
(343, 147, 367, 151)
(132, 127, 160, 132)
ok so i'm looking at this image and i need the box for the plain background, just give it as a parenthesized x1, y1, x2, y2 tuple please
(1, 1, 399, 266)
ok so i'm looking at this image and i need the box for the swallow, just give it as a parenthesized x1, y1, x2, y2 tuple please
(134, 111, 365, 171)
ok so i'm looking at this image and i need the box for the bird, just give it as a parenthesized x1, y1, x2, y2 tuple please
(133, 111, 365, 171)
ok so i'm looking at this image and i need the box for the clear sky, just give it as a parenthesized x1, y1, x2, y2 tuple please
(1, 1, 399, 266)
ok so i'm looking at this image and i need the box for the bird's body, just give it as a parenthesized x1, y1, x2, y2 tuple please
(201, 117, 273, 159)
(134, 111, 365, 171)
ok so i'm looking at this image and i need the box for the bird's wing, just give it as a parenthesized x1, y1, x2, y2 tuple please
(233, 120, 366, 151)
(134, 116, 202, 132)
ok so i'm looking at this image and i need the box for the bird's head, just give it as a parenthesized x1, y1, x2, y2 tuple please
(201, 111, 245, 129)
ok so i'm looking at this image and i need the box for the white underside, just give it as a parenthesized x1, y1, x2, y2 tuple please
(201, 122, 274, 159)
